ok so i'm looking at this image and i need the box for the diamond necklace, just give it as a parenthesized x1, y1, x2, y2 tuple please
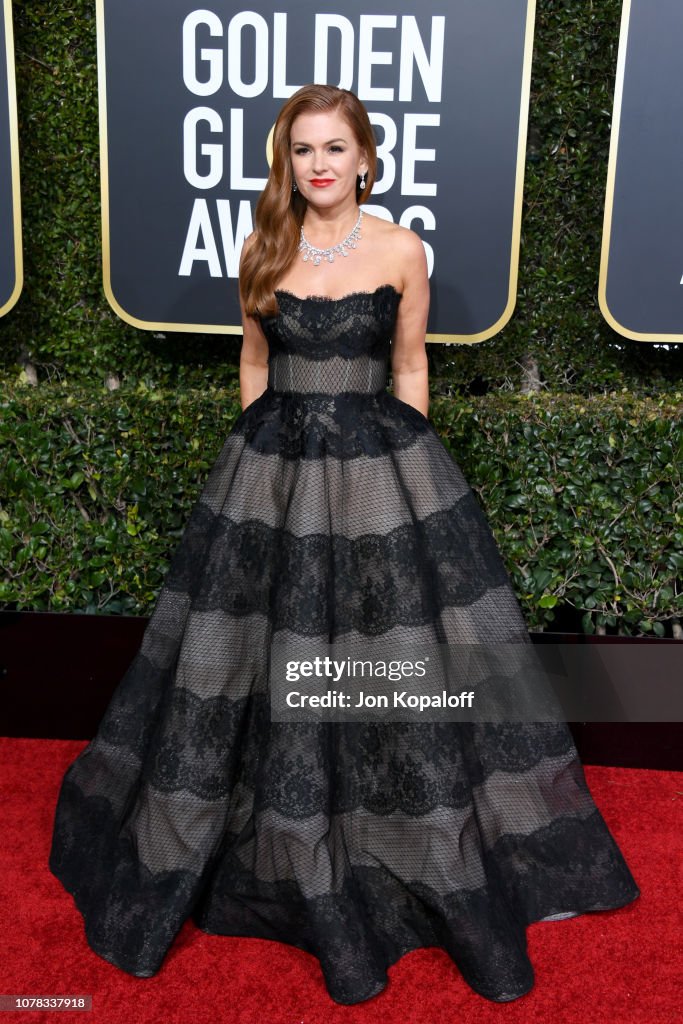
(299, 208, 363, 266)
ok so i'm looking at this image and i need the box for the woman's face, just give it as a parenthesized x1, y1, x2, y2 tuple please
(289, 109, 367, 208)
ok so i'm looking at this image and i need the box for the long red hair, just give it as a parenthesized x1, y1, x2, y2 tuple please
(240, 84, 377, 317)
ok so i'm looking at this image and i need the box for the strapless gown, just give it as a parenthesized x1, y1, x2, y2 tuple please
(49, 284, 639, 1004)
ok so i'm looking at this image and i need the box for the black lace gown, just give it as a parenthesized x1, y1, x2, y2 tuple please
(49, 284, 639, 1004)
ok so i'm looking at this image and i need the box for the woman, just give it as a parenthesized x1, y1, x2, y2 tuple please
(50, 84, 639, 1005)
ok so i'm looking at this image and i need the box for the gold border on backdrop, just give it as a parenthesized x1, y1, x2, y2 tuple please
(0, 0, 23, 317)
(96, 0, 536, 343)
(599, 0, 682, 343)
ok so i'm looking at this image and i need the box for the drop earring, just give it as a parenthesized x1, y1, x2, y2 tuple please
(359, 172, 366, 190)
(292, 181, 298, 191)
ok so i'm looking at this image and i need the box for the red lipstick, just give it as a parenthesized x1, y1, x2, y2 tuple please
(310, 179, 335, 187)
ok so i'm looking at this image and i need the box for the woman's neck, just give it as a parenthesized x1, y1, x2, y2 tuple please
(301, 202, 361, 243)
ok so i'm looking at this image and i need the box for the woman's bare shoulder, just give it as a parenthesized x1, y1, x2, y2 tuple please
(364, 214, 423, 254)
(362, 214, 426, 287)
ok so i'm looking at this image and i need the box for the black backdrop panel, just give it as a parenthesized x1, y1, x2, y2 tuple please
(0, 1, 21, 316)
(600, 0, 683, 341)
(98, 0, 534, 340)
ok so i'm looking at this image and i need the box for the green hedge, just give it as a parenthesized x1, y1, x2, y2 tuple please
(2, 383, 680, 636)
(0, 0, 681, 392)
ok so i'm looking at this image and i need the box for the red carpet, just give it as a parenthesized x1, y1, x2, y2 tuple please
(0, 737, 679, 1024)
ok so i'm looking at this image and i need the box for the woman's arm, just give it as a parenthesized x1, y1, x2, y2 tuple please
(238, 236, 269, 410)
(390, 230, 431, 418)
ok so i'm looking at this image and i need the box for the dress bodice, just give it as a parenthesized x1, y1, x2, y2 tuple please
(258, 284, 402, 395)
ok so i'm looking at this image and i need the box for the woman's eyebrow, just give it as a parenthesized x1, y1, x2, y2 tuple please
(291, 137, 348, 145)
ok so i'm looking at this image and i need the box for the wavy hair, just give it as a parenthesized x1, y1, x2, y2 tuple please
(240, 84, 377, 317)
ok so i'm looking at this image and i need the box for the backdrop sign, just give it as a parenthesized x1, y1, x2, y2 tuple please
(599, 0, 683, 342)
(97, 0, 535, 341)
(0, 0, 21, 317)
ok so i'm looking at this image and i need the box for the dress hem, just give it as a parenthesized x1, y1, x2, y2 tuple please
(192, 886, 640, 1006)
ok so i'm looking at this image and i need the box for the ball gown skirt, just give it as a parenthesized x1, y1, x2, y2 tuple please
(49, 285, 640, 1004)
